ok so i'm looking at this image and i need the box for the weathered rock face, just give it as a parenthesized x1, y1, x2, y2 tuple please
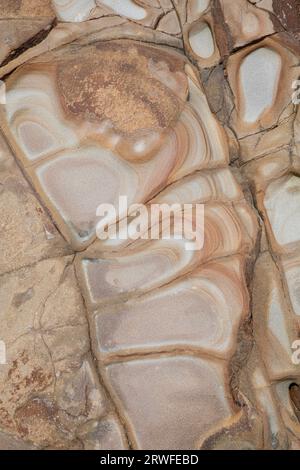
(0, 0, 299, 450)
(0, 0, 55, 66)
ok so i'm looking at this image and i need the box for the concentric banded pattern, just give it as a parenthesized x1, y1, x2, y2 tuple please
(0, 37, 258, 449)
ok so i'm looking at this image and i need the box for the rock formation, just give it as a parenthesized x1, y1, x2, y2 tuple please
(0, 0, 299, 450)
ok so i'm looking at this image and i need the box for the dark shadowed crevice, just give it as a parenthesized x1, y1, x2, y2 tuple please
(0, 18, 57, 68)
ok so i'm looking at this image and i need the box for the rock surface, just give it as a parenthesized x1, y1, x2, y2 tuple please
(0, 0, 299, 450)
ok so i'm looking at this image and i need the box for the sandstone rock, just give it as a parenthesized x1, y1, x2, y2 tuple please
(227, 37, 299, 139)
(0, 256, 108, 448)
(77, 415, 128, 450)
(219, 0, 277, 49)
(0, 132, 71, 275)
(105, 355, 236, 450)
(0, 430, 37, 450)
(0, 0, 55, 66)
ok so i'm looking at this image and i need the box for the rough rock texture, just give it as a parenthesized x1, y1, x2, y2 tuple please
(0, 0, 299, 450)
